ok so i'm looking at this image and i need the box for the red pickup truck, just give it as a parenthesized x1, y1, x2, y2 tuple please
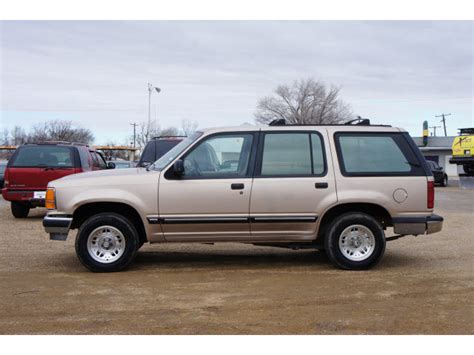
(2, 142, 111, 218)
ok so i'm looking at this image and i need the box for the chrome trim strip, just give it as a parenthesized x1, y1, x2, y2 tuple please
(251, 216, 317, 223)
(149, 215, 318, 224)
(161, 217, 249, 224)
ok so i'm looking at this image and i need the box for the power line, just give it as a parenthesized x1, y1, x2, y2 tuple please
(435, 113, 451, 137)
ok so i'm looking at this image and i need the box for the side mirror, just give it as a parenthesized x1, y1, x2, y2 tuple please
(107, 162, 116, 169)
(173, 159, 185, 176)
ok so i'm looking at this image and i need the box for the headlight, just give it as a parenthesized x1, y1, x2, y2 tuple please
(45, 188, 56, 210)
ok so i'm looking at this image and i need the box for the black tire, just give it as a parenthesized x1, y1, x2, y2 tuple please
(325, 212, 386, 270)
(11, 202, 30, 218)
(75, 212, 140, 272)
(440, 175, 448, 187)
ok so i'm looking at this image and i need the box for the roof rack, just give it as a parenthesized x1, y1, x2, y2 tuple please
(23, 141, 89, 146)
(269, 119, 287, 126)
(267, 117, 392, 127)
(459, 128, 474, 135)
(24, 141, 71, 145)
(344, 116, 371, 126)
(151, 135, 187, 139)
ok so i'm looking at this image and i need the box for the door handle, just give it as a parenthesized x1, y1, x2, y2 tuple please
(315, 182, 328, 189)
(231, 183, 245, 190)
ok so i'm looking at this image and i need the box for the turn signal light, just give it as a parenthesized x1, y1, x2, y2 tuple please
(45, 188, 56, 210)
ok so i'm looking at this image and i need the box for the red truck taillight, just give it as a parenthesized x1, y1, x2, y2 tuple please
(427, 181, 435, 209)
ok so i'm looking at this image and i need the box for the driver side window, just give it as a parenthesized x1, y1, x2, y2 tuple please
(183, 134, 254, 178)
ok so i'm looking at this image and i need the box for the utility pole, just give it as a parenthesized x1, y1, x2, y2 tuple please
(130, 122, 137, 161)
(435, 113, 451, 137)
(429, 125, 441, 137)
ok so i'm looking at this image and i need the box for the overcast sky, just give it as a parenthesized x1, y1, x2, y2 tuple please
(0, 21, 472, 144)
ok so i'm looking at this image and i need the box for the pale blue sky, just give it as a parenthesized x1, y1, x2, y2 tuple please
(0, 21, 472, 144)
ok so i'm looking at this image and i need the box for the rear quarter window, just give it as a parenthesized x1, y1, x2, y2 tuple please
(334, 132, 425, 176)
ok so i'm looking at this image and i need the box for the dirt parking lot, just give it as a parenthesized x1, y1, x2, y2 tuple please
(0, 185, 473, 334)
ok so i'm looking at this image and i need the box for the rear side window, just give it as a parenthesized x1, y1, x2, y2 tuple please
(259, 132, 326, 177)
(91, 151, 107, 169)
(9, 146, 74, 168)
(335, 133, 424, 176)
(78, 147, 91, 169)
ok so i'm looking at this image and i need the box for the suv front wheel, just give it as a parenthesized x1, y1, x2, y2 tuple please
(325, 212, 386, 270)
(75, 213, 140, 272)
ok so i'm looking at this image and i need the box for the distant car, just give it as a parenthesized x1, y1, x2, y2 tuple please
(137, 136, 186, 168)
(2, 142, 114, 218)
(0, 161, 7, 189)
(107, 160, 134, 169)
(427, 160, 448, 186)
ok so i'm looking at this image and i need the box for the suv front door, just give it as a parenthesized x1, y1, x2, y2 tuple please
(158, 132, 257, 241)
(249, 130, 337, 241)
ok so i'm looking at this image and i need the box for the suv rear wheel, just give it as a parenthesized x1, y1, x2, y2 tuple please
(75, 213, 139, 272)
(325, 212, 386, 270)
(11, 202, 30, 218)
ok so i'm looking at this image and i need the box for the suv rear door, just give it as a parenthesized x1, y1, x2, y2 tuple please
(249, 129, 337, 240)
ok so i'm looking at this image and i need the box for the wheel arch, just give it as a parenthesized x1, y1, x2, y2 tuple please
(316, 202, 392, 242)
(71, 202, 147, 244)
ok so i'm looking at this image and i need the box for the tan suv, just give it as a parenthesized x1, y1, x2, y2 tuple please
(43, 120, 443, 272)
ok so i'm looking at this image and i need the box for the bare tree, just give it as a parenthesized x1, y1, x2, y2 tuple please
(12, 126, 28, 145)
(181, 119, 198, 136)
(135, 121, 160, 149)
(1, 128, 10, 146)
(134, 121, 183, 150)
(28, 120, 94, 144)
(255, 78, 353, 125)
(160, 126, 180, 137)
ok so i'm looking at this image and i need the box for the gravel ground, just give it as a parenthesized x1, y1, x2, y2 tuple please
(0, 185, 472, 334)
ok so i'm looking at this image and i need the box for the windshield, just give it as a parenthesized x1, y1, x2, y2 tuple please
(152, 131, 203, 170)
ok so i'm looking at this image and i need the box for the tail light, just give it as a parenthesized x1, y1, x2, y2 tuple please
(427, 181, 435, 209)
(3, 169, 9, 187)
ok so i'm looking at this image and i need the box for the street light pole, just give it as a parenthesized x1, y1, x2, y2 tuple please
(147, 83, 161, 129)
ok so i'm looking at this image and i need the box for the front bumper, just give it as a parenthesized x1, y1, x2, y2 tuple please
(43, 215, 72, 241)
(392, 214, 444, 235)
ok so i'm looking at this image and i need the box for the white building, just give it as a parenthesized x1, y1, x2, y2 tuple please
(411, 136, 460, 177)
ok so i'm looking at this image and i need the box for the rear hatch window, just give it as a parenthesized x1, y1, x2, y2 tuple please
(156, 140, 182, 159)
(9, 146, 74, 168)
